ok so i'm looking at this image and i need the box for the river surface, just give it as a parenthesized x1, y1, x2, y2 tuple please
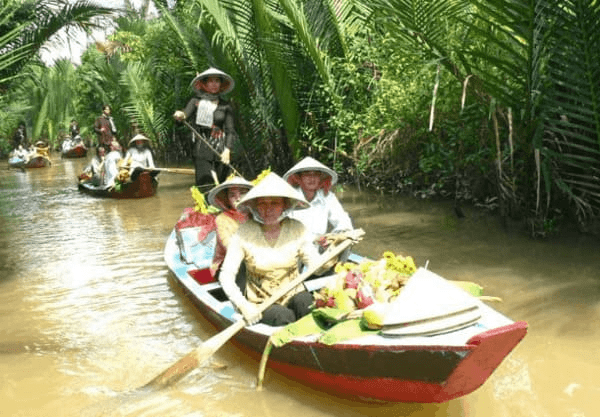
(1, 153, 599, 417)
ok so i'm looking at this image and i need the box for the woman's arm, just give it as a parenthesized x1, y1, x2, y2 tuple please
(181, 98, 198, 120)
(220, 235, 262, 324)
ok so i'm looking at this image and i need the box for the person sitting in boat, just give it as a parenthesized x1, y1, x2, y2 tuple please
(33, 141, 50, 158)
(207, 175, 253, 278)
(80, 146, 106, 185)
(219, 173, 327, 326)
(283, 156, 353, 250)
(103, 141, 123, 188)
(62, 120, 83, 151)
(123, 133, 156, 181)
(11, 145, 31, 164)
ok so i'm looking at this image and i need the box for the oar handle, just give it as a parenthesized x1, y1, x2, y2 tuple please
(182, 121, 243, 177)
(255, 233, 362, 315)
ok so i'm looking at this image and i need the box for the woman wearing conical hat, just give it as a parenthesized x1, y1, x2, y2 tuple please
(173, 67, 238, 187)
(124, 133, 156, 181)
(218, 173, 324, 326)
(283, 156, 353, 247)
(207, 176, 253, 278)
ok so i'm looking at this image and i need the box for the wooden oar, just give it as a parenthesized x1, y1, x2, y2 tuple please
(123, 165, 195, 175)
(142, 229, 364, 390)
(148, 167, 195, 175)
(182, 120, 243, 177)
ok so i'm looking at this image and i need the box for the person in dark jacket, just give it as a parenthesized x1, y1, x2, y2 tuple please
(173, 68, 238, 187)
(94, 104, 119, 150)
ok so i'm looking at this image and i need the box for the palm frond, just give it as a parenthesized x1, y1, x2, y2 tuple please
(120, 61, 169, 147)
(538, 0, 600, 217)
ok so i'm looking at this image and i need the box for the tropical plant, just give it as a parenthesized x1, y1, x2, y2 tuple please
(363, 0, 600, 226)
(0, 0, 115, 88)
(148, 0, 372, 173)
(13, 59, 82, 146)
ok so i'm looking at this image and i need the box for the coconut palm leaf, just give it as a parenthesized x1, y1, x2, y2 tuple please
(0, 0, 114, 86)
(537, 0, 600, 217)
(120, 61, 170, 147)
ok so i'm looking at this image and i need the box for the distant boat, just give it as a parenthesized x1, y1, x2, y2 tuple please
(163, 219, 528, 403)
(61, 138, 87, 158)
(8, 144, 52, 169)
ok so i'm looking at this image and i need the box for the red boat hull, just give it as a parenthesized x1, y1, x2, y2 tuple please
(168, 265, 527, 403)
(78, 172, 158, 199)
(62, 143, 87, 158)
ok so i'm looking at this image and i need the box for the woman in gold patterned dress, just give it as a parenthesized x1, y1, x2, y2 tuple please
(218, 172, 322, 326)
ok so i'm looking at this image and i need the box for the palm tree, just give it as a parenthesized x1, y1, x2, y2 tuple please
(364, 0, 600, 225)
(0, 0, 115, 88)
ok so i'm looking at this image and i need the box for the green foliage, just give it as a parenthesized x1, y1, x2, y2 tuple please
(0, 0, 114, 89)
(3, 0, 599, 232)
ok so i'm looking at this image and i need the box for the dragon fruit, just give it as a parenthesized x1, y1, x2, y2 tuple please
(344, 270, 361, 289)
(314, 296, 336, 308)
(355, 286, 375, 309)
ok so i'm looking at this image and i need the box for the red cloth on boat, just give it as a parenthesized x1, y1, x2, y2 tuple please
(175, 208, 216, 242)
(210, 209, 249, 276)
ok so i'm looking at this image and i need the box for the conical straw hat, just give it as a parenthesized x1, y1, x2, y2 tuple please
(238, 172, 309, 212)
(207, 176, 253, 210)
(190, 67, 235, 95)
(283, 156, 338, 185)
(128, 133, 151, 146)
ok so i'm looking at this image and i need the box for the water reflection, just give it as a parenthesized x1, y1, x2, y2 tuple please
(1, 154, 599, 417)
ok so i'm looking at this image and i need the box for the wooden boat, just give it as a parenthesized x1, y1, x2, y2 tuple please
(78, 171, 158, 199)
(61, 139, 87, 158)
(8, 153, 51, 169)
(163, 219, 528, 403)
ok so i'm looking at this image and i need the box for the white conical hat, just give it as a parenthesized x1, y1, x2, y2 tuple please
(207, 176, 253, 210)
(283, 156, 338, 185)
(128, 133, 151, 146)
(238, 172, 309, 212)
(190, 67, 235, 94)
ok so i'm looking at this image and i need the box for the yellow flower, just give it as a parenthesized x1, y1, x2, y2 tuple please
(252, 168, 272, 185)
(190, 186, 209, 213)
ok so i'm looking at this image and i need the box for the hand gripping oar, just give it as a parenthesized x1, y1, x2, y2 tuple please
(142, 228, 364, 390)
(182, 121, 243, 178)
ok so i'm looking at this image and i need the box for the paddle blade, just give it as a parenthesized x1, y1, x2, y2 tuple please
(143, 320, 245, 389)
(143, 349, 202, 389)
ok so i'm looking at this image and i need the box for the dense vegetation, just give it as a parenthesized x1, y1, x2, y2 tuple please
(1, 0, 599, 237)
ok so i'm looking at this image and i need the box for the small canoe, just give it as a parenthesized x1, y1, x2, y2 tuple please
(61, 140, 87, 158)
(8, 154, 51, 169)
(78, 171, 158, 199)
(163, 219, 528, 403)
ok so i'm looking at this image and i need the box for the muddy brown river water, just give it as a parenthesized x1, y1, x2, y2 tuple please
(1, 153, 599, 417)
